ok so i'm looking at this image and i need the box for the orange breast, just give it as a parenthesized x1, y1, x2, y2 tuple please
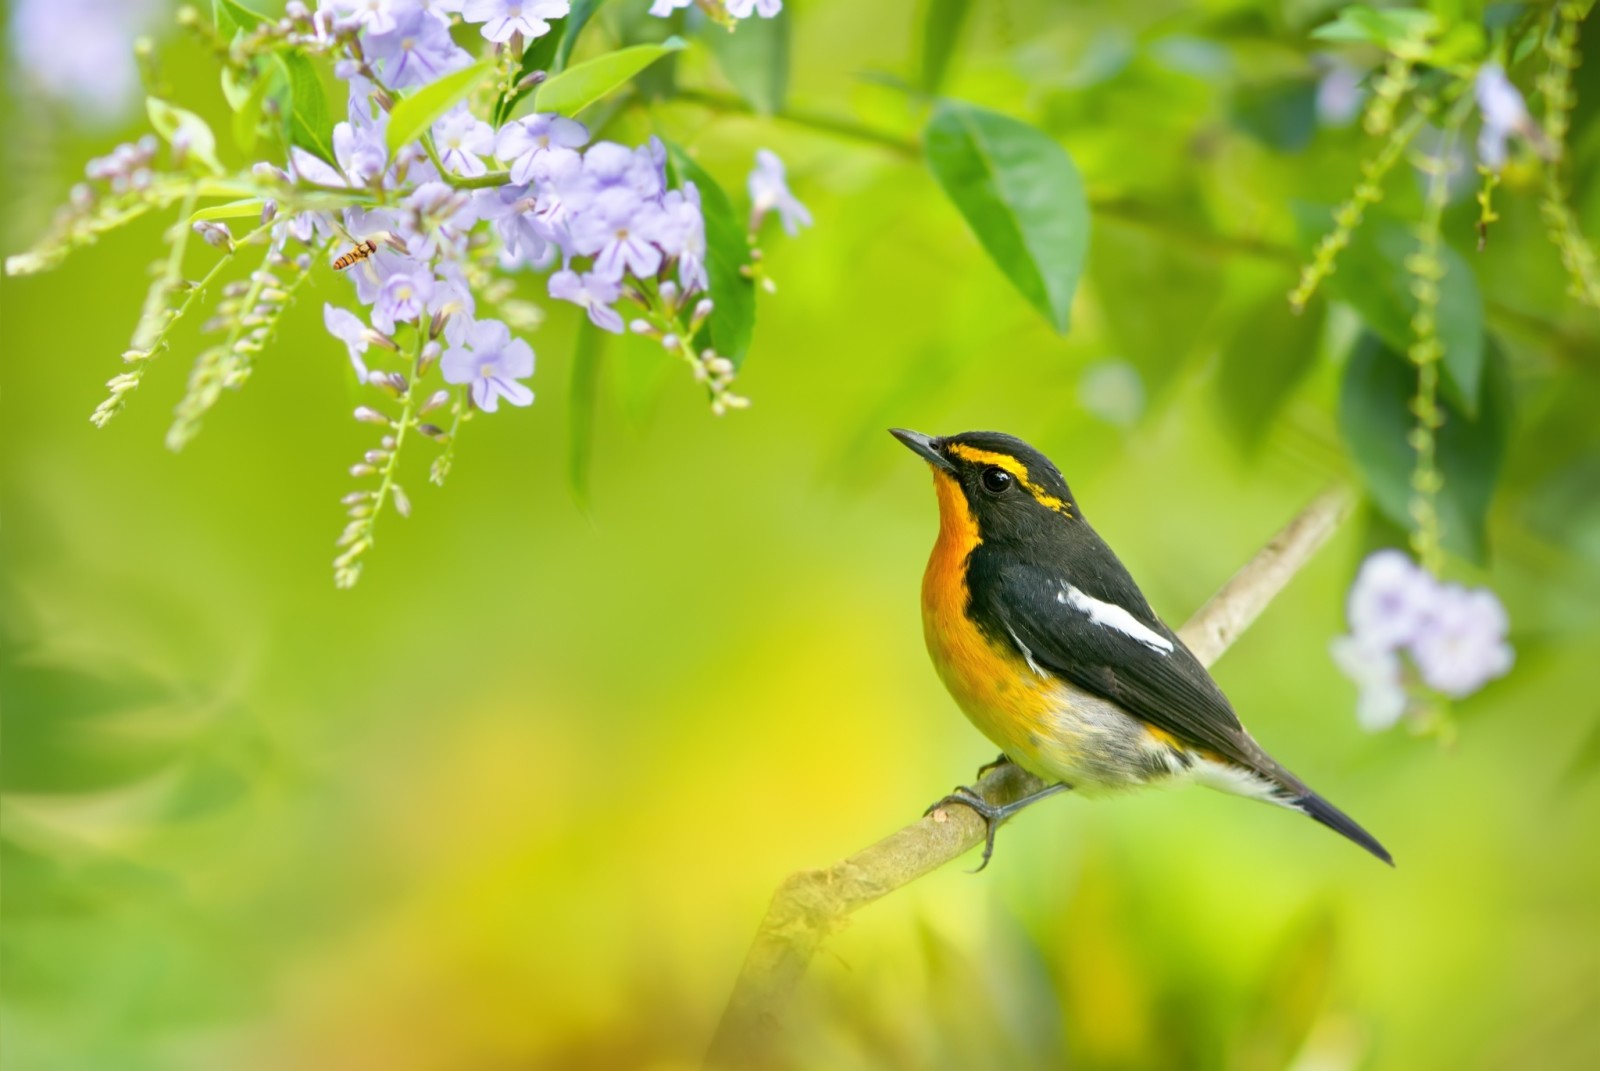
(920, 470, 1060, 774)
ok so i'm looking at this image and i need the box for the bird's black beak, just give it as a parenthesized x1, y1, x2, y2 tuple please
(890, 428, 955, 473)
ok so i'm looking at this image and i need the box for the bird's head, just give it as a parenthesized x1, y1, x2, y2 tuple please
(890, 428, 1079, 543)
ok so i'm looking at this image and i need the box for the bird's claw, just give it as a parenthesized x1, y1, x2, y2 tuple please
(924, 786, 1005, 872)
(975, 752, 1012, 780)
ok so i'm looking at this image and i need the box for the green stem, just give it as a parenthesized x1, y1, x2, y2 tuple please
(334, 330, 427, 588)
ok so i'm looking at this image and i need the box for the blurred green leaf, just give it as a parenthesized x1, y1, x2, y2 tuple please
(212, 0, 268, 34)
(667, 144, 756, 366)
(0, 662, 186, 794)
(1233, 911, 1336, 1071)
(1339, 332, 1511, 563)
(269, 52, 336, 165)
(556, 1, 609, 71)
(387, 60, 494, 157)
(1311, 4, 1436, 46)
(1307, 211, 1486, 416)
(146, 99, 224, 175)
(1229, 78, 1318, 153)
(1216, 293, 1325, 448)
(535, 38, 687, 116)
(230, 65, 281, 158)
(924, 101, 1090, 333)
(189, 199, 267, 223)
(918, 0, 975, 93)
(709, 8, 791, 115)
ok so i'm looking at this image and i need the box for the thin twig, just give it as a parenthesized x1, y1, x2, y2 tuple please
(706, 486, 1355, 1067)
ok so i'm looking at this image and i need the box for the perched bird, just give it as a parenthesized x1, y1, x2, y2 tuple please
(892, 428, 1392, 869)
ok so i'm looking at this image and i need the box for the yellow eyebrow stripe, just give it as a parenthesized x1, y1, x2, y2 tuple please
(946, 444, 1072, 515)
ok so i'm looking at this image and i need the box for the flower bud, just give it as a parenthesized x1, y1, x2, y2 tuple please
(392, 484, 412, 519)
(349, 463, 376, 478)
(363, 449, 389, 465)
(419, 389, 450, 416)
(193, 220, 233, 250)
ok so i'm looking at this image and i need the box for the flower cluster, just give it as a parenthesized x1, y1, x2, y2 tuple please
(1474, 63, 1543, 173)
(8, 0, 811, 589)
(1330, 550, 1514, 731)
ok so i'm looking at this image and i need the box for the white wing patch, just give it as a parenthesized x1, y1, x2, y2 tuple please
(1057, 583, 1174, 654)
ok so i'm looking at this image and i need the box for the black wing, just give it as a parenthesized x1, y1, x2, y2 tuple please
(971, 557, 1277, 778)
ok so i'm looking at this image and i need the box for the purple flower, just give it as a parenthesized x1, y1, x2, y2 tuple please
(1346, 549, 1437, 650)
(1314, 57, 1364, 128)
(442, 318, 535, 412)
(1475, 64, 1534, 172)
(1330, 636, 1407, 731)
(428, 262, 477, 344)
(397, 182, 474, 260)
(1410, 585, 1514, 698)
(324, 304, 374, 381)
(726, 0, 783, 19)
(581, 140, 665, 199)
(475, 184, 553, 268)
(549, 269, 624, 333)
(748, 148, 811, 236)
(495, 114, 589, 185)
(432, 105, 495, 177)
(657, 183, 708, 293)
(461, 0, 570, 42)
(10, 0, 166, 122)
(568, 187, 665, 280)
(648, 0, 691, 14)
(347, 249, 427, 306)
(372, 266, 435, 333)
(363, 9, 471, 88)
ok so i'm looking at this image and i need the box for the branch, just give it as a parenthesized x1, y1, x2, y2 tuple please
(706, 486, 1355, 1067)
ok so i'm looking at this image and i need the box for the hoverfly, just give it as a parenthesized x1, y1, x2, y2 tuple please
(331, 238, 379, 271)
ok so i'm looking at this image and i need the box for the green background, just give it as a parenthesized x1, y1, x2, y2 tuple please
(4, 1, 1600, 1068)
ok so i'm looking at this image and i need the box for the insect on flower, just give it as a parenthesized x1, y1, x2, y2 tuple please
(331, 238, 380, 271)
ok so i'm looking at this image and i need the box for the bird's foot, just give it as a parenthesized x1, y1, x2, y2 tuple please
(975, 752, 1013, 780)
(925, 786, 1004, 871)
(923, 782, 1073, 873)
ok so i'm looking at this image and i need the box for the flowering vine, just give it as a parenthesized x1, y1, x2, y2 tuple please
(5, 0, 804, 589)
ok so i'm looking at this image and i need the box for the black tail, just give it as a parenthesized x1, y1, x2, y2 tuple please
(1293, 789, 1394, 866)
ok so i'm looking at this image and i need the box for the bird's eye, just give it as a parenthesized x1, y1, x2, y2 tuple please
(981, 467, 1014, 494)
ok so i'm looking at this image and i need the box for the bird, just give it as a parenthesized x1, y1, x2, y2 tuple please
(891, 428, 1392, 870)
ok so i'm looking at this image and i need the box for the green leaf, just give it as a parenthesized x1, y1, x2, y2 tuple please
(494, 21, 567, 125)
(1308, 212, 1486, 416)
(923, 100, 1090, 333)
(1229, 78, 1319, 153)
(189, 199, 267, 223)
(666, 144, 756, 367)
(270, 51, 336, 165)
(1339, 332, 1511, 563)
(556, 0, 608, 72)
(709, 8, 790, 115)
(1216, 293, 1325, 449)
(534, 38, 687, 116)
(146, 98, 224, 175)
(918, 0, 975, 93)
(212, 0, 269, 34)
(1310, 5, 1436, 47)
(231, 65, 283, 157)
(387, 59, 494, 157)
(568, 323, 606, 510)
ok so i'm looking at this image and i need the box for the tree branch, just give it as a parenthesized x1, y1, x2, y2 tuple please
(706, 486, 1355, 1067)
